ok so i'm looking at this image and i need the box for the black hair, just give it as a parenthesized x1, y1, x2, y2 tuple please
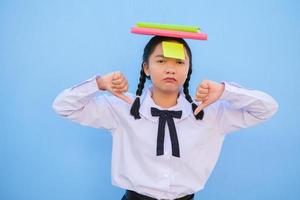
(130, 36, 204, 120)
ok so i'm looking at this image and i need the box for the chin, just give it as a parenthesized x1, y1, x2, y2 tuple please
(152, 82, 181, 93)
(161, 86, 180, 94)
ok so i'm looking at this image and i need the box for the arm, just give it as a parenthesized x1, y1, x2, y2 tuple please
(52, 76, 119, 131)
(214, 82, 279, 134)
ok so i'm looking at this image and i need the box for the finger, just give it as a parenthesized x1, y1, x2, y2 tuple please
(195, 87, 208, 100)
(197, 88, 209, 94)
(200, 81, 209, 89)
(111, 81, 128, 92)
(194, 102, 208, 115)
(196, 91, 208, 97)
(196, 91, 207, 98)
(114, 92, 132, 104)
(124, 84, 128, 92)
(196, 93, 208, 99)
(112, 72, 122, 80)
(195, 94, 208, 102)
(112, 78, 125, 85)
(200, 84, 209, 90)
(195, 97, 206, 102)
(112, 82, 127, 89)
(112, 87, 128, 93)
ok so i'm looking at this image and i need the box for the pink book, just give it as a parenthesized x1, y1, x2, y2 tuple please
(131, 27, 208, 40)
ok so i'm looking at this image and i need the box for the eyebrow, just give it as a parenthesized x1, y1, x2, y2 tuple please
(154, 54, 188, 60)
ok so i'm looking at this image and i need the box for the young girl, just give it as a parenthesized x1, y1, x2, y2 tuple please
(53, 36, 278, 200)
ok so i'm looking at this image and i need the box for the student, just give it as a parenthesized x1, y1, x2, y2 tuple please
(52, 36, 278, 200)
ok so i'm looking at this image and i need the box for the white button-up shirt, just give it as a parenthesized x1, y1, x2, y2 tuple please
(52, 76, 278, 200)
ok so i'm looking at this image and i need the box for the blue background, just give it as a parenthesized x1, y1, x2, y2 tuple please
(1, 0, 299, 199)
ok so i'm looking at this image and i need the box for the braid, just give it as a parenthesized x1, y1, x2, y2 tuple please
(130, 64, 147, 119)
(136, 64, 147, 96)
(183, 67, 204, 120)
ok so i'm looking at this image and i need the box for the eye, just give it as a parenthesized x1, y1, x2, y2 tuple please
(177, 60, 185, 65)
(157, 60, 166, 63)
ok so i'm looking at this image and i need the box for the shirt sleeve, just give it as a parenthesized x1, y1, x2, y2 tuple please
(214, 81, 279, 134)
(52, 76, 119, 131)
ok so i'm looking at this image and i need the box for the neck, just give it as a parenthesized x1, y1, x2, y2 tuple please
(151, 87, 180, 108)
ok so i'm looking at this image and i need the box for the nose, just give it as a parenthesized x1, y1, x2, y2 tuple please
(164, 66, 175, 75)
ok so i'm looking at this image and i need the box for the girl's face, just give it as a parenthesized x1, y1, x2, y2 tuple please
(143, 41, 190, 94)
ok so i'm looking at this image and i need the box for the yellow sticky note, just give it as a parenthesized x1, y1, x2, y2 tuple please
(162, 41, 185, 60)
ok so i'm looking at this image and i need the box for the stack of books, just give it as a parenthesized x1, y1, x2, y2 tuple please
(131, 22, 208, 40)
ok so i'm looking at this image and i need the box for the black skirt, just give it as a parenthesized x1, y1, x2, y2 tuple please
(121, 190, 195, 200)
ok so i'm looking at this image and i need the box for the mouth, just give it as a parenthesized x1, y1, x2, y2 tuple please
(163, 77, 177, 82)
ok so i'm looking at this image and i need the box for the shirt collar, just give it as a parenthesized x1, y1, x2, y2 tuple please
(139, 85, 193, 123)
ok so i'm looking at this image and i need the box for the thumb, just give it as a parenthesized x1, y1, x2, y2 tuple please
(114, 92, 133, 104)
(194, 101, 209, 116)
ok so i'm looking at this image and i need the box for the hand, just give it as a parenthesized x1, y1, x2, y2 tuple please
(194, 80, 225, 115)
(97, 71, 132, 104)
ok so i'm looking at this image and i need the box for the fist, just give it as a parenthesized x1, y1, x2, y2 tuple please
(97, 71, 132, 104)
(194, 80, 225, 115)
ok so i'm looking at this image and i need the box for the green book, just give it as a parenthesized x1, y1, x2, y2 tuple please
(136, 22, 201, 33)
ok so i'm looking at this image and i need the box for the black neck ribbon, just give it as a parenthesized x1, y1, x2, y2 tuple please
(151, 107, 182, 157)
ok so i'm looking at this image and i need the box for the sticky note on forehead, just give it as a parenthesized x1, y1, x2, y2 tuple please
(162, 41, 185, 60)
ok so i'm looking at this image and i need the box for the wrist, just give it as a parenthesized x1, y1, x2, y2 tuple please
(220, 82, 225, 91)
(219, 82, 225, 96)
(96, 76, 106, 90)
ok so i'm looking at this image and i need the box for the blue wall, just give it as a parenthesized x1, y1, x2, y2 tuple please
(1, 0, 299, 199)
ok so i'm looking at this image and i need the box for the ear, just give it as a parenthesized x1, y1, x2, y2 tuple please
(143, 62, 150, 76)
